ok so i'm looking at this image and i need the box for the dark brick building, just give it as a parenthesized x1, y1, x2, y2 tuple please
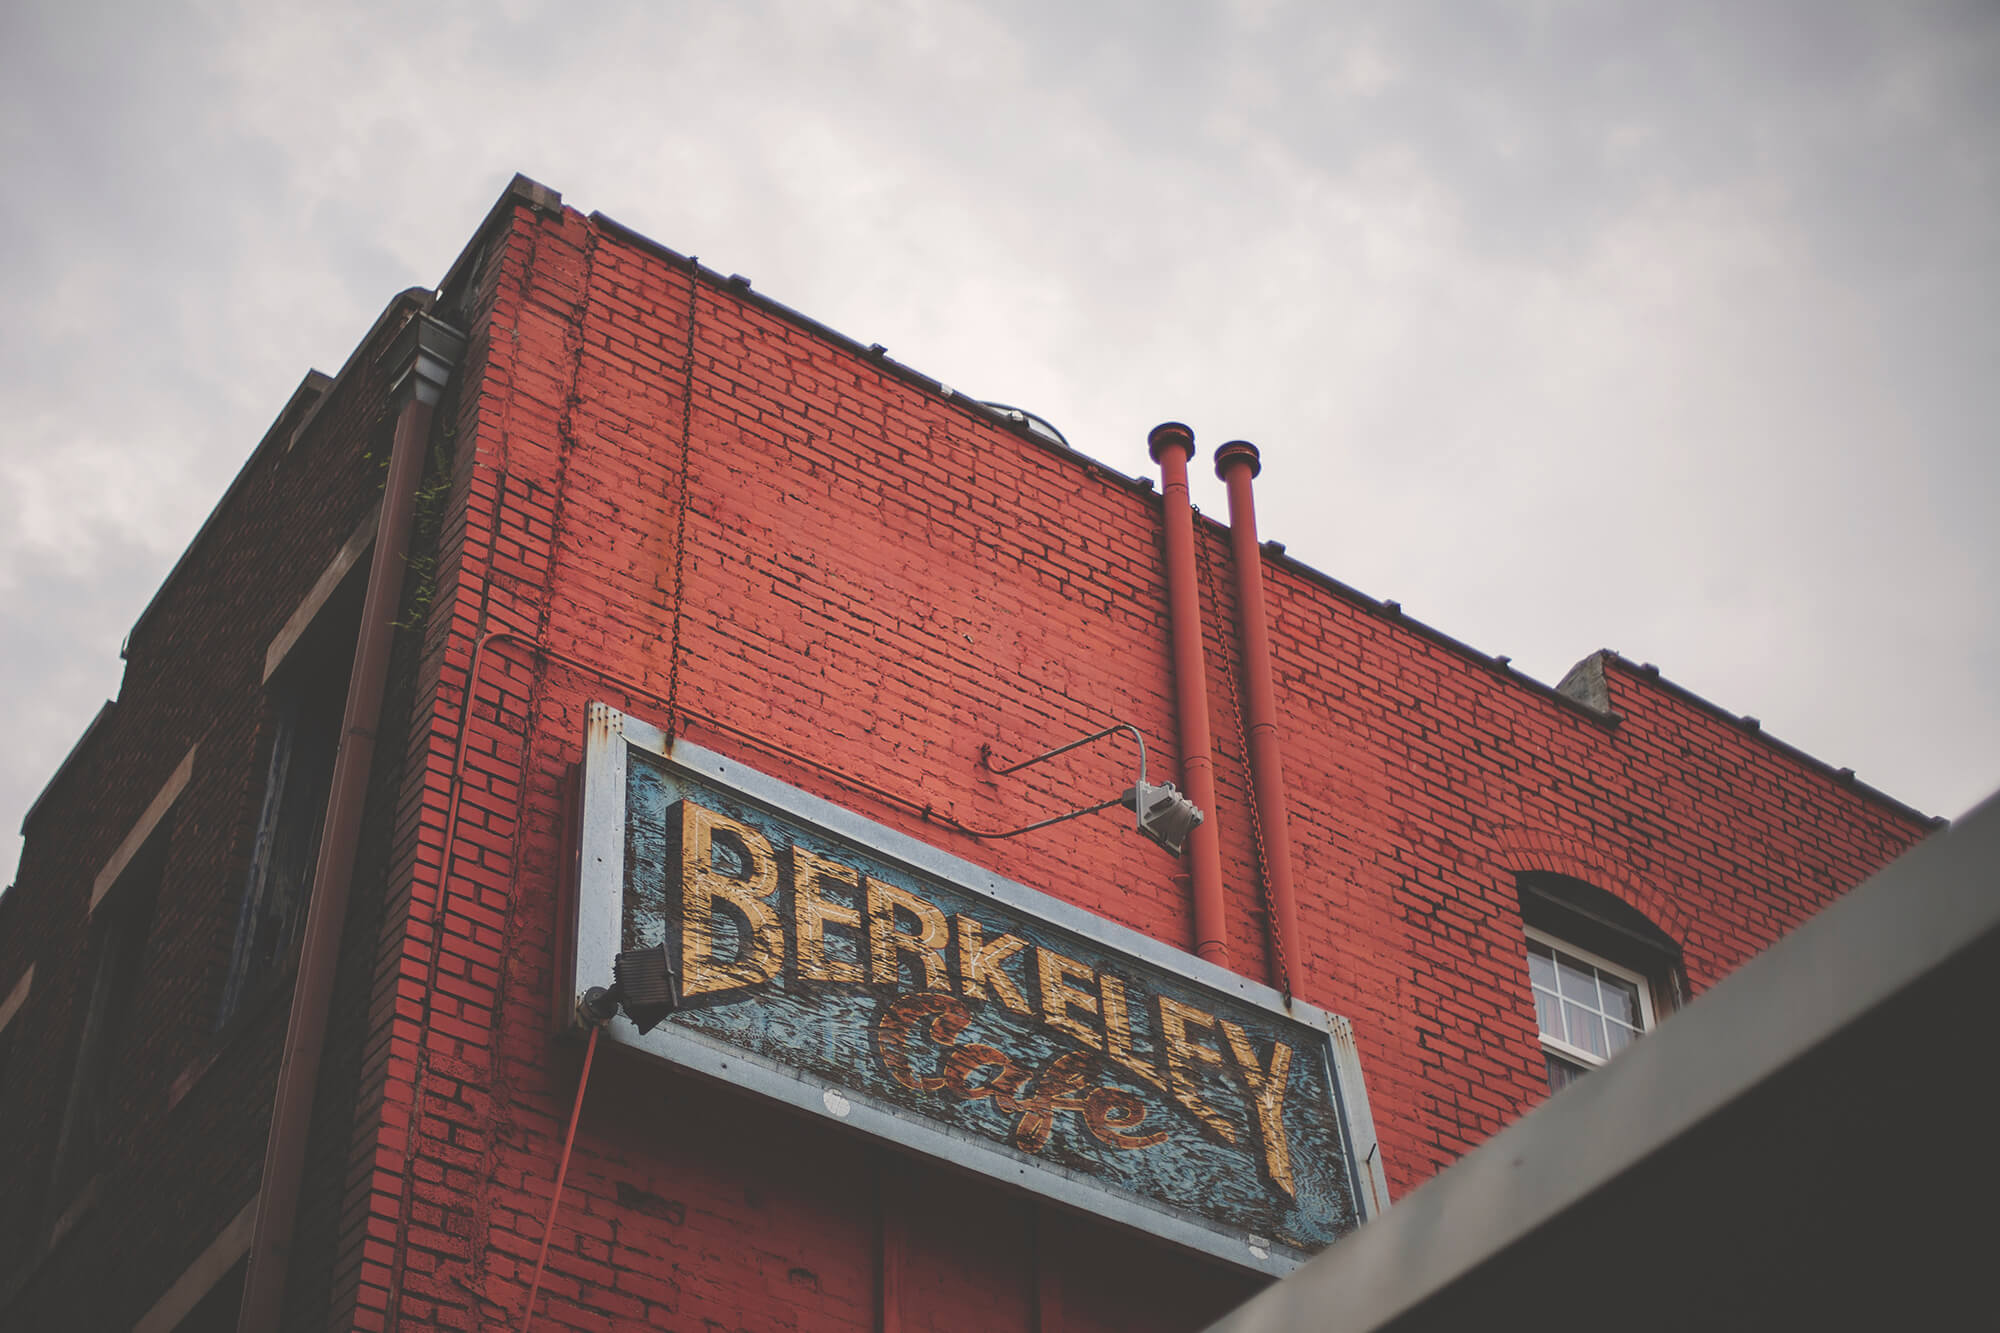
(0, 175, 1935, 1332)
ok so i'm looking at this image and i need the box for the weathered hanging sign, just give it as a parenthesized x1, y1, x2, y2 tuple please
(569, 704, 1386, 1274)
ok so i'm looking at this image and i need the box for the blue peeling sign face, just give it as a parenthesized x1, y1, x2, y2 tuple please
(570, 705, 1385, 1274)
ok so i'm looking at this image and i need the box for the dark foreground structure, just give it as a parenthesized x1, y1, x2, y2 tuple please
(0, 175, 1941, 1332)
(1212, 792, 1997, 1331)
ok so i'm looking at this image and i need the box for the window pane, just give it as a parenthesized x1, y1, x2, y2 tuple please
(1534, 988, 1564, 1042)
(1555, 952, 1600, 1009)
(1528, 942, 1557, 993)
(1605, 1020, 1640, 1056)
(1600, 973, 1642, 1027)
(1546, 1052, 1586, 1093)
(1564, 1000, 1606, 1058)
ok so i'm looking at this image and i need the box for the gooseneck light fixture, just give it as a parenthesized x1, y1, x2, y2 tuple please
(971, 721, 1205, 857)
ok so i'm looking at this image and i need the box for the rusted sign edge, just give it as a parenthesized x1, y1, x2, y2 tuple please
(572, 703, 1387, 1274)
(1326, 1014, 1391, 1225)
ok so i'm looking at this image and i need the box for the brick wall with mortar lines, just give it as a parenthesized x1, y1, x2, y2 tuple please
(0, 294, 430, 1329)
(317, 214, 510, 1333)
(302, 310, 499, 1333)
(339, 207, 560, 1333)
(352, 194, 1930, 1333)
(1, 179, 1929, 1332)
(1250, 581, 1924, 1175)
(347, 200, 1261, 1331)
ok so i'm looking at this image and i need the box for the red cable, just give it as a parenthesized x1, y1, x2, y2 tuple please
(519, 1023, 600, 1333)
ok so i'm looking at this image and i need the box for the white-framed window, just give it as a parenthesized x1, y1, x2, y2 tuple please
(1526, 927, 1658, 1092)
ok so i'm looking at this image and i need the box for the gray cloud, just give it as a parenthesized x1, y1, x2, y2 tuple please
(4, 0, 1995, 885)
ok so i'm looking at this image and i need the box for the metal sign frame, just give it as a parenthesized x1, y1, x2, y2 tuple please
(571, 703, 1389, 1274)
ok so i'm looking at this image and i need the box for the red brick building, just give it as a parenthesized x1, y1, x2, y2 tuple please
(0, 175, 1935, 1332)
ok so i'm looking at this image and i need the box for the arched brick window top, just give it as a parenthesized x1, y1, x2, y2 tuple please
(1516, 871, 1685, 1094)
(1492, 826, 1693, 945)
(1518, 872, 1680, 969)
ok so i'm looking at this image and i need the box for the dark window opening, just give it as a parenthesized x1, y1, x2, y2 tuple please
(217, 570, 362, 1028)
(0, 1020, 18, 1250)
(1, 965, 34, 1256)
(52, 832, 167, 1200)
(172, 1254, 247, 1332)
(0, 1012, 19, 1248)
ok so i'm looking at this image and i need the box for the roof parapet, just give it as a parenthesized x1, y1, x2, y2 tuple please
(1555, 650, 1615, 715)
(1596, 650, 1940, 828)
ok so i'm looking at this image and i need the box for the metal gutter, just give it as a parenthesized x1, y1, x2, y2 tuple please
(235, 312, 466, 1333)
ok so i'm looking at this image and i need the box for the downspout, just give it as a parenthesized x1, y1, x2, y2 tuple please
(1212, 441, 1304, 998)
(238, 313, 466, 1333)
(1148, 422, 1230, 968)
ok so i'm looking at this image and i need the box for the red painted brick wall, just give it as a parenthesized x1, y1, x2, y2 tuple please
(347, 191, 1930, 1332)
(0, 177, 1931, 1333)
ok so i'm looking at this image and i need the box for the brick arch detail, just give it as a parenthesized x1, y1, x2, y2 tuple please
(1491, 825, 1691, 946)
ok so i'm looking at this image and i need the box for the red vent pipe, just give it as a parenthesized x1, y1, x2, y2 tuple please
(1148, 423, 1230, 967)
(1213, 441, 1304, 998)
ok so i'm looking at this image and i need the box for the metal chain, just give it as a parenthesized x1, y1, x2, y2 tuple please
(1192, 505, 1292, 1003)
(664, 257, 700, 737)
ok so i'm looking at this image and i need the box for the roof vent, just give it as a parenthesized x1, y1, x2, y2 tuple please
(977, 400, 1072, 450)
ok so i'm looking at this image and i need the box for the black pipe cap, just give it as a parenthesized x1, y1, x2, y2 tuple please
(1147, 421, 1196, 461)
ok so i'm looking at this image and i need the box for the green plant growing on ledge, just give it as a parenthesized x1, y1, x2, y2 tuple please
(362, 412, 457, 635)
(392, 430, 456, 632)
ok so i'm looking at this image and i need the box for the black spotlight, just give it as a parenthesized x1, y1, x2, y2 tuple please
(578, 942, 679, 1034)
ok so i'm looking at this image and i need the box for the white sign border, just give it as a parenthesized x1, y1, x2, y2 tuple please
(572, 703, 1390, 1275)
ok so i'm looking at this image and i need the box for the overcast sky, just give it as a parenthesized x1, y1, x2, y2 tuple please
(4, 0, 1995, 886)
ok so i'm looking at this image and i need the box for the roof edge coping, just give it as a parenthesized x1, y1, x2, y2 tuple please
(553, 190, 1942, 786)
(583, 209, 1162, 504)
(122, 290, 432, 659)
(435, 172, 563, 315)
(584, 204, 1623, 737)
(20, 700, 117, 836)
(1601, 651, 1939, 828)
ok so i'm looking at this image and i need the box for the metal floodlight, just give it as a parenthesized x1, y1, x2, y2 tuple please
(969, 720, 1205, 859)
(1120, 779, 1205, 857)
(578, 941, 679, 1035)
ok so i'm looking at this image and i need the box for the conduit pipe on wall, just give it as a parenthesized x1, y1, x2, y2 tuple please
(238, 313, 466, 1333)
(1148, 422, 1230, 968)
(1213, 441, 1304, 999)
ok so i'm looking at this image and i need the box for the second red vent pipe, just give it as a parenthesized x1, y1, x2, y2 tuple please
(1214, 440, 1304, 999)
(1148, 423, 1230, 968)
